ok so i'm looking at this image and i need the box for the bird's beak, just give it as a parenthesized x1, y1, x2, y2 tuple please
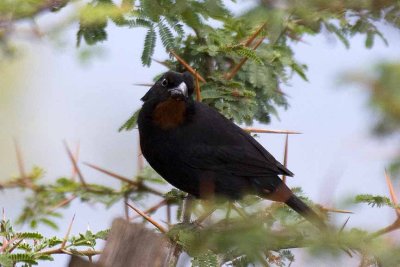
(168, 82, 188, 100)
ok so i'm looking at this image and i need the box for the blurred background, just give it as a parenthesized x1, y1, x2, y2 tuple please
(1, 0, 400, 266)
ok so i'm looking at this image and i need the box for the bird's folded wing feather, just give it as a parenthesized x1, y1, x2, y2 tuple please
(184, 102, 294, 177)
(182, 145, 284, 177)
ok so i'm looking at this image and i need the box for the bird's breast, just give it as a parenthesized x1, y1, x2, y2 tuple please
(152, 99, 186, 130)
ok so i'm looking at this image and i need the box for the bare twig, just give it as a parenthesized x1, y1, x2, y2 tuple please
(195, 69, 201, 102)
(9, 140, 39, 191)
(321, 207, 353, 214)
(369, 170, 400, 238)
(195, 207, 217, 225)
(61, 214, 75, 249)
(84, 162, 138, 186)
(282, 134, 289, 184)
(64, 141, 87, 189)
(339, 217, 351, 234)
(13, 140, 26, 179)
(243, 22, 267, 47)
(181, 194, 194, 223)
(131, 199, 167, 220)
(243, 127, 301, 135)
(170, 50, 206, 83)
(39, 248, 102, 257)
(71, 142, 80, 181)
(225, 36, 266, 80)
(8, 238, 24, 253)
(0, 236, 18, 253)
(152, 58, 172, 68)
(133, 83, 153, 87)
(84, 162, 164, 196)
(48, 195, 77, 213)
(166, 204, 171, 226)
(232, 203, 249, 219)
(125, 202, 167, 233)
(385, 169, 400, 217)
(370, 219, 400, 238)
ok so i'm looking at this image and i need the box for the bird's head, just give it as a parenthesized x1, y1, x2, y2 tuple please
(141, 71, 194, 103)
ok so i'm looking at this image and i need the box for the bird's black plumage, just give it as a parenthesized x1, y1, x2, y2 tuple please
(138, 71, 324, 228)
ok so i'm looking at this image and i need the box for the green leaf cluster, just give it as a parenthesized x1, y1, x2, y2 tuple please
(0, 218, 108, 266)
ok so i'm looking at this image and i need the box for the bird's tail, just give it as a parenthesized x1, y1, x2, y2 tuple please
(285, 194, 326, 230)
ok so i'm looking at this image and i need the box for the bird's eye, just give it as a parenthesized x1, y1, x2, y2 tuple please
(161, 79, 168, 87)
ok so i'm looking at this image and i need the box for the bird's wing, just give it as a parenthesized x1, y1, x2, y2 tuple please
(236, 129, 294, 177)
(182, 102, 293, 177)
(182, 144, 283, 177)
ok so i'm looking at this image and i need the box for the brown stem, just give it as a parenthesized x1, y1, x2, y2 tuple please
(195, 70, 201, 102)
(84, 162, 164, 196)
(225, 36, 266, 80)
(64, 141, 88, 189)
(13, 140, 26, 180)
(243, 22, 267, 47)
(61, 214, 75, 248)
(282, 134, 289, 184)
(38, 248, 101, 256)
(47, 195, 77, 213)
(84, 162, 139, 187)
(181, 194, 194, 223)
(369, 218, 400, 238)
(170, 50, 206, 83)
(243, 127, 301, 134)
(125, 202, 167, 233)
(131, 199, 167, 220)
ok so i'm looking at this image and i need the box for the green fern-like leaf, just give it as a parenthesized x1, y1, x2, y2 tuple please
(36, 254, 54, 261)
(94, 229, 110, 240)
(355, 194, 395, 208)
(324, 22, 350, 48)
(118, 108, 141, 132)
(142, 27, 156, 66)
(365, 31, 374, 48)
(47, 237, 63, 248)
(16, 232, 44, 240)
(291, 62, 308, 81)
(165, 18, 185, 36)
(18, 243, 33, 252)
(158, 21, 175, 51)
(8, 253, 37, 264)
(225, 45, 263, 65)
(128, 18, 153, 28)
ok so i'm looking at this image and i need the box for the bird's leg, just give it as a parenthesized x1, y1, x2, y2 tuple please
(232, 202, 249, 219)
(181, 194, 195, 223)
(225, 202, 232, 221)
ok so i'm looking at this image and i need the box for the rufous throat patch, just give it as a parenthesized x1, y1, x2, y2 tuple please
(153, 99, 186, 130)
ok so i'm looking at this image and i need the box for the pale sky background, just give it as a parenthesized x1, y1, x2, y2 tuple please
(0, 1, 400, 266)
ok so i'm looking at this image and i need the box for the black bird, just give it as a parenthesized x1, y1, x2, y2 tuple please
(138, 71, 324, 228)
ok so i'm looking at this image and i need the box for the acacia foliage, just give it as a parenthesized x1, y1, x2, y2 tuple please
(1, 0, 400, 266)
(2, 0, 399, 125)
